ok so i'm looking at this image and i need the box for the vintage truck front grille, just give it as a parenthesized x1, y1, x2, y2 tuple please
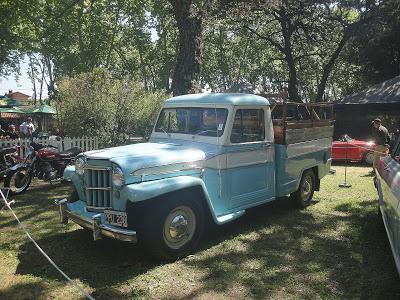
(84, 166, 112, 209)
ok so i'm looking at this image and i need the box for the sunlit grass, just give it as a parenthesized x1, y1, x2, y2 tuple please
(0, 167, 399, 299)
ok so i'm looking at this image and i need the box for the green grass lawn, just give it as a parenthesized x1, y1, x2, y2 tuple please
(0, 166, 399, 299)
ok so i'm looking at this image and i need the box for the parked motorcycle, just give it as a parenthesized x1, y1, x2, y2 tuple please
(4, 142, 82, 195)
(0, 146, 19, 182)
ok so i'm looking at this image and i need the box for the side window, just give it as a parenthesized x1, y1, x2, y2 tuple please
(230, 109, 265, 143)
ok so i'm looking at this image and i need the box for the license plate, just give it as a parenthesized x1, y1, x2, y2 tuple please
(104, 210, 128, 228)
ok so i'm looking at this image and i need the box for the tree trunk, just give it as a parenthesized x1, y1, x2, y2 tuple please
(160, 15, 171, 91)
(39, 58, 45, 104)
(29, 57, 37, 106)
(45, 56, 56, 105)
(169, 0, 203, 96)
(138, 46, 149, 91)
(315, 33, 349, 102)
(279, 11, 301, 102)
(285, 50, 300, 102)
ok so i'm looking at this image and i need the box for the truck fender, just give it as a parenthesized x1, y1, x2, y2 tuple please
(125, 176, 218, 223)
(63, 166, 86, 201)
(63, 165, 75, 182)
(295, 165, 320, 191)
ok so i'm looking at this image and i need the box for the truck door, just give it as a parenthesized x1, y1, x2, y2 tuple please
(227, 107, 275, 209)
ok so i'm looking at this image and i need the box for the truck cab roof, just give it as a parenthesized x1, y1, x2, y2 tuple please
(164, 93, 270, 106)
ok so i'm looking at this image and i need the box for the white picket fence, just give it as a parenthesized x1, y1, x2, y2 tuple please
(0, 137, 100, 159)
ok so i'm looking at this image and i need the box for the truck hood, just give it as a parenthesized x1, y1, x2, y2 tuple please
(83, 141, 216, 183)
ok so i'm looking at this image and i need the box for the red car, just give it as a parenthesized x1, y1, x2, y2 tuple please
(332, 134, 376, 164)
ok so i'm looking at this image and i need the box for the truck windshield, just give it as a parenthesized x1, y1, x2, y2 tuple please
(155, 107, 228, 137)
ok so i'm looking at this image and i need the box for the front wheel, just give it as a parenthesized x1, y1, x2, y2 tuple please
(5, 155, 17, 168)
(291, 170, 316, 208)
(140, 197, 205, 260)
(4, 167, 32, 195)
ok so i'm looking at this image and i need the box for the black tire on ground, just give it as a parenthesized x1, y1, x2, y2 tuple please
(139, 196, 205, 260)
(364, 151, 374, 165)
(291, 169, 316, 209)
(4, 167, 32, 195)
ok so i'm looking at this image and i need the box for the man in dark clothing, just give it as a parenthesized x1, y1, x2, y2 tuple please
(5, 125, 19, 140)
(372, 118, 390, 171)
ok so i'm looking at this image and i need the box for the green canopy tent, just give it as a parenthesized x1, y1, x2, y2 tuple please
(30, 104, 56, 132)
(31, 104, 56, 114)
(0, 107, 26, 131)
(0, 96, 22, 107)
(0, 106, 26, 114)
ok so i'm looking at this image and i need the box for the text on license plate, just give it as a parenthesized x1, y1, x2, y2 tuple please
(104, 210, 128, 228)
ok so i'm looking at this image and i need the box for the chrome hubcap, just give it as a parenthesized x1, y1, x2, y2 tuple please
(9, 170, 30, 193)
(163, 206, 196, 249)
(301, 176, 312, 201)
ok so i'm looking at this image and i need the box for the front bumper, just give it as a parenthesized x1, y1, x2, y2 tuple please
(58, 199, 137, 243)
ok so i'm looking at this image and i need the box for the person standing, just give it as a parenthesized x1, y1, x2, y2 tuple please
(19, 117, 35, 139)
(372, 118, 390, 172)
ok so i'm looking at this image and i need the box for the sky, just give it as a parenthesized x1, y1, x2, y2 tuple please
(0, 19, 161, 99)
(0, 56, 48, 99)
(0, 26, 158, 100)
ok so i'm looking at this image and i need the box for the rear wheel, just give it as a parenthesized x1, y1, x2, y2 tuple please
(291, 170, 316, 208)
(140, 197, 205, 260)
(364, 151, 374, 165)
(4, 167, 32, 195)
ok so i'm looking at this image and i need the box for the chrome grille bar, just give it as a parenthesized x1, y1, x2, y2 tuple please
(85, 166, 112, 209)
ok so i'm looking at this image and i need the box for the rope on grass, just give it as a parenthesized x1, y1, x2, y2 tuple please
(0, 189, 95, 300)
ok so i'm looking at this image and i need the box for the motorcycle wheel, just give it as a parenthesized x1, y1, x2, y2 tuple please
(5, 156, 17, 168)
(4, 167, 32, 195)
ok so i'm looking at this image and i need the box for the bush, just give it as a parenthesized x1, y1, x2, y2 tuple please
(57, 68, 167, 146)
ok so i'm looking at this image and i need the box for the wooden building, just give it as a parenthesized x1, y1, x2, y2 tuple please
(5, 90, 30, 102)
(334, 75, 400, 140)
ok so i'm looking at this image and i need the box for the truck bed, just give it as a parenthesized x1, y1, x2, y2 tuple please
(271, 102, 334, 196)
(271, 102, 334, 144)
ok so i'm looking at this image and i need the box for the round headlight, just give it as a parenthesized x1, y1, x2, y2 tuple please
(75, 157, 86, 175)
(112, 167, 124, 188)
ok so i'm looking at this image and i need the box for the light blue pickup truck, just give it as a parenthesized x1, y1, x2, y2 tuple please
(59, 93, 333, 259)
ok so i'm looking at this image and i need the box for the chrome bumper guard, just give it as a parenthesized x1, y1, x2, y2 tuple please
(58, 199, 137, 243)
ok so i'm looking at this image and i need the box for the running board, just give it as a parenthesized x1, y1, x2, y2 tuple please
(216, 210, 245, 224)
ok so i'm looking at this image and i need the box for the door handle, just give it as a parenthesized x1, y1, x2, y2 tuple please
(262, 143, 272, 149)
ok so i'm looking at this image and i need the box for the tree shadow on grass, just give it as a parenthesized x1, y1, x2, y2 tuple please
(0, 182, 71, 229)
(13, 197, 299, 298)
(0, 281, 46, 300)
(177, 198, 400, 299)
(334, 199, 400, 298)
(15, 229, 156, 290)
(13, 196, 400, 299)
